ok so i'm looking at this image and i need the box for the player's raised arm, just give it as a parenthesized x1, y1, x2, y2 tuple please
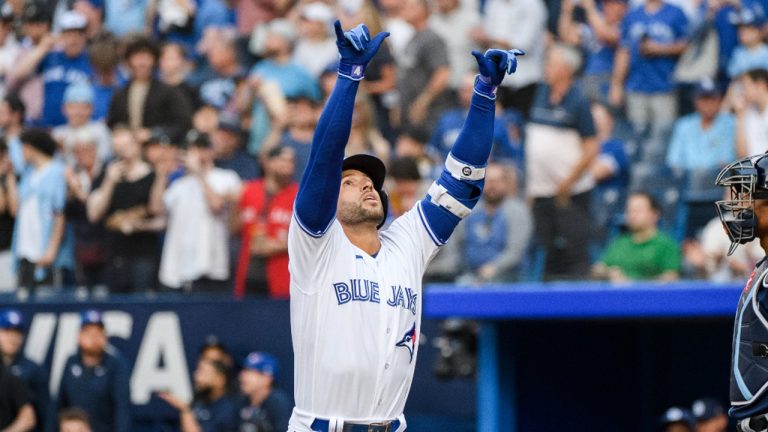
(418, 49, 524, 245)
(293, 21, 389, 236)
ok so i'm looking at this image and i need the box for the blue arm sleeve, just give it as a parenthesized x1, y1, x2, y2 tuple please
(294, 77, 360, 235)
(419, 91, 498, 245)
(449, 92, 496, 166)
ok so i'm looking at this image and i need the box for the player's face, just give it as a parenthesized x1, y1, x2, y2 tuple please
(754, 199, 768, 240)
(337, 170, 384, 226)
(0, 328, 23, 357)
(78, 324, 107, 356)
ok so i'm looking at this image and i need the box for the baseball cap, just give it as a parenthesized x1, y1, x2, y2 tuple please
(691, 398, 725, 422)
(80, 309, 105, 327)
(243, 352, 279, 377)
(342, 154, 386, 191)
(185, 129, 211, 148)
(217, 113, 242, 135)
(0, 309, 25, 331)
(301, 2, 334, 23)
(693, 78, 722, 98)
(0, 4, 15, 22)
(659, 407, 696, 430)
(265, 19, 297, 43)
(59, 10, 87, 32)
(22, 4, 51, 24)
(731, 5, 767, 27)
(64, 82, 94, 104)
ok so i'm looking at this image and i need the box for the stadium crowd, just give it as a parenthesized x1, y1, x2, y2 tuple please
(0, 0, 758, 428)
(0, 0, 759, 298)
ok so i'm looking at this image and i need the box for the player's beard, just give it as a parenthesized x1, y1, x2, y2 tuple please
(337, 199, 383, 226)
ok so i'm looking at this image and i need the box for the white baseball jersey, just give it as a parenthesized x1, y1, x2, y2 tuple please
(287, 202, 441, 431)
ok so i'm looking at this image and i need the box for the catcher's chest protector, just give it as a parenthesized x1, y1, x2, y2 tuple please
(731, 257, 768, 417)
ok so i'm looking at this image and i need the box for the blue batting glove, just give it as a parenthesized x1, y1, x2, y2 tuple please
(334, 20, 390, 81)
(471, 48, 525, 93)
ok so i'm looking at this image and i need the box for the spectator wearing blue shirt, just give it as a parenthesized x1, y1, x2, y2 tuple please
(195, 28, 244, 111)
(248, 19, 321, 154)
(88, 32, 125, 122)
(57, 310, 131, 432)
(13, 11, 93, 128)
(430, 73, 522, 169)
(0, 310, 48, 432)
(610, 0, 689, 166)
(666, 79, 735, 189)
(160, 359, 239, 432)
(212, 113, 260, 181)
(260, 95, 319, 183)
(453, 164, 533, 282)
(527, 43, 599, 280)
(237, 352, 292, 432)
(11, 129, 71, 292)
(558, 0, 629, 102)
(727, 5, 768, 78)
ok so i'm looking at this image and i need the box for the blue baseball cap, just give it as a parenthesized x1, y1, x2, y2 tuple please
(0, 309, 24, 330)
(64, 82, 94, 105)
(691, 398, 725, 421)
(80, 310, 105, 327)
(731, 5, 767, 27)
(660, 407, 696, 430)
(693, 78, 722, 98)
(243, 352, 279, 378)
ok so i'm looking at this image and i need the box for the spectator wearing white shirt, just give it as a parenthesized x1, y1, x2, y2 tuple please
(471, 0, 547, 116)
(292, 2, 338, 79)
(157, 132, 242, 292)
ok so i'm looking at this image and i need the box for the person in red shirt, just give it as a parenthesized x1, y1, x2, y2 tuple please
(235, 146, 298, 298)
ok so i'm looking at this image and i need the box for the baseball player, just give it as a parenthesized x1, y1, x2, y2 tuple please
(287, 20, 522, 432)
(717, 153, 768, 431)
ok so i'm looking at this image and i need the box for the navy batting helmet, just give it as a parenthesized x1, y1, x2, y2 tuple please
(715, 153, 768, 255)
(342, 154, 389, 229)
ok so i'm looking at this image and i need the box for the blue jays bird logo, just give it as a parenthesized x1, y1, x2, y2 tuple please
(396, 323, 417, 363)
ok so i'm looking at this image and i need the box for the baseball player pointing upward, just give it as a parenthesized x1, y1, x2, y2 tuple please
(287, 20, 523, 432)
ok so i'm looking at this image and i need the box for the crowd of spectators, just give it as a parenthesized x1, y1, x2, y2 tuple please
(0, 0, 762, 297)
(0, 308, 291, 432)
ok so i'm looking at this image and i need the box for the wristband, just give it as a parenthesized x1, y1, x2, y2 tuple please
(473, 75, 498, 100)
(338, 62, 366, 81)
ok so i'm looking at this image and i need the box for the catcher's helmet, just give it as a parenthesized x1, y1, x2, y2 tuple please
(341, 154, 389, 229)
(715, 153, 768, 255)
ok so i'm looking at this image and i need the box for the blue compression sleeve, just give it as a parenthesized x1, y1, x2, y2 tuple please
(450, 90, 496, 166)
(418, 89, 498, 245)
(294, 77, 360, 235)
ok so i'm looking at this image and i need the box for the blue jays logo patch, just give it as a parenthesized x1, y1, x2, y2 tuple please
(396, 323, 417, 363)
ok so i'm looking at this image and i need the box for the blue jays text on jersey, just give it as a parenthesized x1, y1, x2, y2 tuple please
(332, 279, 418, 315)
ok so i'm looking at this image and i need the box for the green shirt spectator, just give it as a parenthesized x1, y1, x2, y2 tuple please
(600, 231, 681, 280)
(593, 192, 681, 282)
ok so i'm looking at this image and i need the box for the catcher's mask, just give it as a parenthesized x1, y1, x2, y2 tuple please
(715, 153, 768, 255)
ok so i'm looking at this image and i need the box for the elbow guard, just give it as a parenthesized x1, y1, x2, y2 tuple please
(427, 153, 486, 218)
(418, 154, 487, 245)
